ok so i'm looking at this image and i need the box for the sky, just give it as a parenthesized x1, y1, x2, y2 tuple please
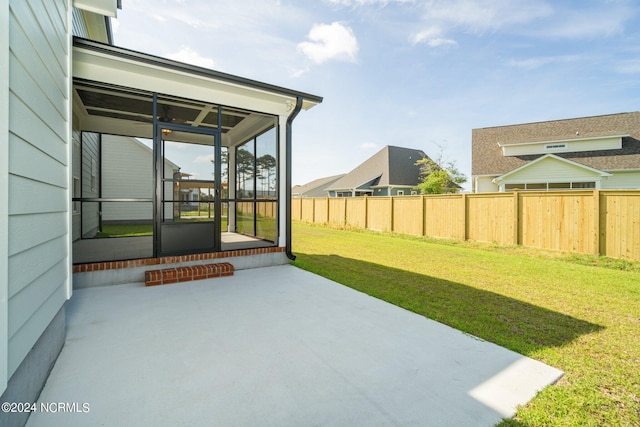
(111, 0, 640, 190)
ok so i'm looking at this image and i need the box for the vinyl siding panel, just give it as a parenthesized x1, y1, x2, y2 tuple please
(8, 92, 66, 165)
(7, 0, 69, 378)
(102, 136, 156, 221)
(9, 134, 67, 188)
(81, 132, 100, 236)
(8, 260, 66, 338)
(8, 212, 68, 256)
(503, 158, 600, 183)
(9, 55, 67, 142)
(10, 0, 67, 81)
(71, 7, 89, 37)
(602, 171, 640, 189)
(7, 282, 66, 375)
(503, 137, 622, 156)
(475, 176, 499, 193)
(7, 235, 67, 303)
(7, 175, 68, 215)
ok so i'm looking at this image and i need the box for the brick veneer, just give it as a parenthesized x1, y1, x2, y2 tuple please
(72, 247, 286, 273)
(144, 262, 234, 286)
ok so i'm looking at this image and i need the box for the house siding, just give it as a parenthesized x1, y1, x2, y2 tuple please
(502, 157, 603, 183)
(502, 136, 622, 157)
(603, 170, 640, 189)
(6, 0, 70, 380)
(81, 131, 100, 237)
(101, 135, 157, 222)
(71, 7, 89, 38)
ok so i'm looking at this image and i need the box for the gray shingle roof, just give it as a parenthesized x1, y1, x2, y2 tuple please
(472, 112, 640, 176)
(292, 174, 345, 197)
(326, 146, 427, 191)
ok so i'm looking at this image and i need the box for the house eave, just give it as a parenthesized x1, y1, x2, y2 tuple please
(72, 37, 323, 109)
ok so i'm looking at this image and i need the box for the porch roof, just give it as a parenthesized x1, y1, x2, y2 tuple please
(72, 37, 322, 145)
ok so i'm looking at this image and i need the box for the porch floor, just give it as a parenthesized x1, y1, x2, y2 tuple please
(72, 232, 272, 264)
(27, 265, 561, 426)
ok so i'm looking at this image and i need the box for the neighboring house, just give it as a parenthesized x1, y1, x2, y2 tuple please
(326, 146, 427, 197)
(472, 112, 640, 192)
(73, 134, 180, 239)
(292, 174, 345, 197)
(0, 2, 321, 426)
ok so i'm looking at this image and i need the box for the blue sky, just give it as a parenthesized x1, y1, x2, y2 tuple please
(112, 0, 640, 190)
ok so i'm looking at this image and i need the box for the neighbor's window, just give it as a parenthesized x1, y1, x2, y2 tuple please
(504, 182, 596, 191)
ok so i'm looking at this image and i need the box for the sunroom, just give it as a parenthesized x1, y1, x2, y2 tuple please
(71, 38, 321, 274)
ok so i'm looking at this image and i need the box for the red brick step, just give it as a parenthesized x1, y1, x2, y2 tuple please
(145, 262, 234, 286)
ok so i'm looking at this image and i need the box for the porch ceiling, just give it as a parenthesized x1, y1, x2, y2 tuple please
(73, 78, 276, 147)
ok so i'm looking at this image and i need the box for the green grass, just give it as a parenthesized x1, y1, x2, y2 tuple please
(95, 224, 153, 237)
(292, 222, 640, 426)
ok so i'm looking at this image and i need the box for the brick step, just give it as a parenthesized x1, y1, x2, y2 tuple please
(145, 262, 234, 287)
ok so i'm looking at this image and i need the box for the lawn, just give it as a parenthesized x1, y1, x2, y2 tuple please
(292, 222, 640, 426)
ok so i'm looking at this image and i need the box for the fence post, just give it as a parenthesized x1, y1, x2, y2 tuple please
(593, 190, 601, 255)
(513, 190, 520, 245)
(343, 197, 347, 226)
(421, 195, 426, 236)
(364, 195, 369, 230)
(326, 197, 330, 224)
(390, 196, 394, 232)
(462, 193, 468, 241)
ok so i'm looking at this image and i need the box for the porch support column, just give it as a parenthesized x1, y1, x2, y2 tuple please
(227, 146, 236, 232)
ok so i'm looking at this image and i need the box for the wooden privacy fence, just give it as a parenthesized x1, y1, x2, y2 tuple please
(292, 190, 640, 261)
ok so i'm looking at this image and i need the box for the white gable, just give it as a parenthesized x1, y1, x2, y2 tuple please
(494, 154, 610, 184)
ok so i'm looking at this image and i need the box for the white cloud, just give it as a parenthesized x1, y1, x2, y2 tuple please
(166, 46, 217, 69)
(507, 55, 583, 70)
(325, 0, 414, 5)
(298, 22, 359, 64)
(194, 154, 216, 164)
(530, 6, 630, 39)
(289, 66, 311, 78)
(410, 27, 458, 47)
(422, 0, 553, 33)
(616, 60, 640, 74)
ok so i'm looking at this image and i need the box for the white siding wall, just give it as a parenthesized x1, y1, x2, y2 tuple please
(71, 7, 89, 37)
(72, 120, 81, 240)
(602, 170, 640, 189)
(80, 131, 100, 236)
(502, 136, 622, 156)
(475, 176, 499, 193)
(502, 157, 601, 183)
(7, 0, 70, 377)
(102, 135, 154, 221)
(1, 0, 10, 393)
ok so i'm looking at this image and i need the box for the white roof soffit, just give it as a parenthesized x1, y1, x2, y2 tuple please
(73, 0, 119, 17)
(72, 39, 322, 116)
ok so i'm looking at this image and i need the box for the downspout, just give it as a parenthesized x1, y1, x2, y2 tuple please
(285, 96, 303, 260)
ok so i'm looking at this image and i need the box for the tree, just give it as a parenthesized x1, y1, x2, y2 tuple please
(415, 156, 467, 194)
(257, 154, 276, 196)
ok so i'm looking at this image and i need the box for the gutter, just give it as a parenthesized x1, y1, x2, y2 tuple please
(285, 97, 303, 260)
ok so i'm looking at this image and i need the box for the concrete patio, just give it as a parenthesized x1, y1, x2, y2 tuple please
(26, 265, 562, 427)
